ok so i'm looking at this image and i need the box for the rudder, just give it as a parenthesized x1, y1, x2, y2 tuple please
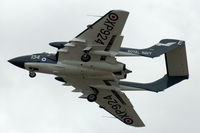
(164, 39, 189, 78)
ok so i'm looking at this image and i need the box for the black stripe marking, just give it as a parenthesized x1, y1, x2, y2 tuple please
(100, 35, 117, 61)
(103, 80, 111, 86)
(111, 90, 126, 105)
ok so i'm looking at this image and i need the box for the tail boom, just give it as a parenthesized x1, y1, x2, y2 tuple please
(119, 39, 189, 92)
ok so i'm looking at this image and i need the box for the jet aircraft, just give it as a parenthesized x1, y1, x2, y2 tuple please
(8, 10, 189, 127)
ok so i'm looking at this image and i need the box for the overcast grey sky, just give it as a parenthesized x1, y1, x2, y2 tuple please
(0, 0, 199, 133)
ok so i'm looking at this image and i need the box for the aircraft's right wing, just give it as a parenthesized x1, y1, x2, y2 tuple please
(57, 10, 129, 62)
(75, 10, 128, 46)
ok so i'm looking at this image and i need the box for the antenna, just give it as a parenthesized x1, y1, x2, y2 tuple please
(87, 15, 102, 17)
(102, 116, 116, 119)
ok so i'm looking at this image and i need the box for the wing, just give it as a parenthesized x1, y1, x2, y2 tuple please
(58, 10, 129, 62)
(96, 89, 145, 127)
(75, 10, 128, 45)
(62, 76, 145, 127)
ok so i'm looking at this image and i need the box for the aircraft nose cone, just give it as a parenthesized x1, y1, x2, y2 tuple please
(8, 57, 25, 68)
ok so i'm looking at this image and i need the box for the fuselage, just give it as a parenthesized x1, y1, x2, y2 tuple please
(8, 52, 128, 80)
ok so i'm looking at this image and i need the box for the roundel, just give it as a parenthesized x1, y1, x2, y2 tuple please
(41, 57, 47, 62)
(124, 118, 133, 125)
(108, 13, 118, 21)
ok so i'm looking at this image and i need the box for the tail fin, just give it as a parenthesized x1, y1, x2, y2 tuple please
(165, 40, 188, 77)
(119, 39, 189, 92)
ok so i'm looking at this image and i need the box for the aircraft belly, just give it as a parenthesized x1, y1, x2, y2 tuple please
(25, 63, 64, 75)
(63, 64, 108, 78)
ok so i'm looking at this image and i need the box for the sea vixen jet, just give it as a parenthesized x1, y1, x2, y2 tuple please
(8, 10, 189, 127)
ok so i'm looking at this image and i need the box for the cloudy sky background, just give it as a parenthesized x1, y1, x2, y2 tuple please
(0, 0, 199, 133)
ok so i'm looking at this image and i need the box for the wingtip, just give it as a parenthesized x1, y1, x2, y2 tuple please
(110, 9, 129, 14)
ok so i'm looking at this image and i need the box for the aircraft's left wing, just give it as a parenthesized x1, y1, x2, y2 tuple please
(62, 77, 145, 127)
(96, 89, 145, 127)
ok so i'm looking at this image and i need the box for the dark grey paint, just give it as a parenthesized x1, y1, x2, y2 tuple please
(119, 75, 188, 92)
(8, 53, 57, 69)
(55, 77, 66, 82)
(120, 39, 184, 58)
(119, 39, 189, 92)
(49, 42, 68, 49)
